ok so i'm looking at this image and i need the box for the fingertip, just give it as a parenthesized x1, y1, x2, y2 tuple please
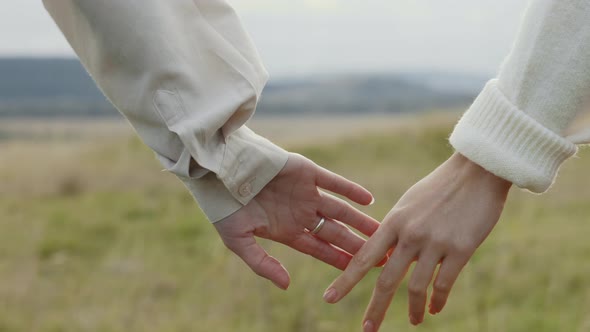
(343, 181, 373, 206)
(428, 296, 446, 315)
(356, 189, 374, 206)
(265, 258, 291, 290)
(363, 320, 375, 332)
(428, 301, 439, 315)
(409, 313, 425, 325)
(323, 287, 339, 304)
(274, 269, 290, 290)
(271, 278, 290, 290)
(357, 194, 374, 206)
(428, 304, 441, 315)
(277, 265, 291, 290)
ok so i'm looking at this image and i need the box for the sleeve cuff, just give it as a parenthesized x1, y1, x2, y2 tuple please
(449, 79, 577, 193)
(218, 126, 290, 204)
(179, 173, 244, 223)
(178, 126, 289, 223)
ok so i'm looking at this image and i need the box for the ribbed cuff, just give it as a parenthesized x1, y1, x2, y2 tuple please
(450, 79, 577, 193)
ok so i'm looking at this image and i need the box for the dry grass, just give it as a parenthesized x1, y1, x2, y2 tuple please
(0, 114, 589, 332)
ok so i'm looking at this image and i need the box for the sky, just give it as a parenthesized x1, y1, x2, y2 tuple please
(1, 0, 529, 78)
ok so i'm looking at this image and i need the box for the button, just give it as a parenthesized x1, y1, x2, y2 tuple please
(238, 182, 252, 197)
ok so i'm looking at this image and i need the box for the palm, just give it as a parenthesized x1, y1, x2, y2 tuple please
(215, 153, 379, 290)
(253, 157, 323, 239)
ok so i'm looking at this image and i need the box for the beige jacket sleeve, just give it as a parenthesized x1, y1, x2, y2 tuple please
(43, 0, 289, 222)
(450, 0, 590, 193)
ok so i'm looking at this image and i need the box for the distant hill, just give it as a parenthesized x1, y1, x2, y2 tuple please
(256, 73, 484, 115)
(0, 58, 115, 117)
(0, 58, 488, 118)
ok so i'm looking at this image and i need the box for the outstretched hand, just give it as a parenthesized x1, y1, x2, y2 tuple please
(323, 153, 512, 331)
(214, 153, 381, 290)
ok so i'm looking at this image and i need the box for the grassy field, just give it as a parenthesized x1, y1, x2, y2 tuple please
(1, 115, 590, 332)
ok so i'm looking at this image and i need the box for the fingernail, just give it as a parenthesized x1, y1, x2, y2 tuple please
(323, 288, 338, 303)
(409, 315, 421, 325)
(271, 280, 287, 290)
(363, 320, 375, 332)
(369, 197, 375, 205)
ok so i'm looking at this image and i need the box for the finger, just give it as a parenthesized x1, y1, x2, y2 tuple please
(319, 193, 380, 236)
(315, 165, 374, 205)
(429, 256, 467, 315)
(311, 218, 387, 267)
(362, 246, 416, 332)
(324, 226, 397, 304)
(407, 252, 441, 325)
(225, 236, 291, 290)
(312, 217, 366, 255)
(290, 232, 353, 271)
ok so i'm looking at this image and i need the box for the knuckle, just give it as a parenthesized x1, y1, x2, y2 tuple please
(336, 202, 351, 220)
(400, 226, 427, 247)
(389, 207, 407, 221)
(397, 240, 413, 252)
(251, 256, 269, 277)
(433, 280, 451, 294)
(407, 284, 426, 298)
(375, 276, 395, 292)
(350, 251, 372, 268)
(383, 208, 405, 228)
(336, 224, 353, 244)
(450, 241, 475, 257)
(332, 223, 346, 241)
(379, 219, 398, 235)
(252, 268, 265, 277)
(430, 235, 450, 250)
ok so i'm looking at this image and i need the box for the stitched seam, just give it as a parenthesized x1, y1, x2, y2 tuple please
(152, 90, 177, 127)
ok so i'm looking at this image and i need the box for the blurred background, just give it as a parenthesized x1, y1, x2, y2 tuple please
(2, 1, 590, 331)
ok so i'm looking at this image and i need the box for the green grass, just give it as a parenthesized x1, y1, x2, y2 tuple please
(1, 120, 590, 331)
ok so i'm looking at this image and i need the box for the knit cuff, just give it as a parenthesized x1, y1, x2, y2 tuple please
(449, 79, 577, 193)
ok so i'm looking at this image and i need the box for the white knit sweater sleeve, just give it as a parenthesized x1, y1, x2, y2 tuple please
(450, 0, 590, 192)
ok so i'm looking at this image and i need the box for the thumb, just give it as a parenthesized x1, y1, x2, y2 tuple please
(226, 236, 291, 290)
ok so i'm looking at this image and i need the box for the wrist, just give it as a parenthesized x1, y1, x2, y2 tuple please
(449, 153, 513, 193)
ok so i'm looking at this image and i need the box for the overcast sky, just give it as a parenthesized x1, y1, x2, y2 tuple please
(1, 0, 529, 78)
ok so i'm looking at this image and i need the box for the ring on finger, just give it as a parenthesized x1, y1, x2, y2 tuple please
(310, 216, 326, 234)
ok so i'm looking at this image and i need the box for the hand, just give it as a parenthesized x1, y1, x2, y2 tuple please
(214, 153, 380, 290)
(323, 153, 512, 331)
